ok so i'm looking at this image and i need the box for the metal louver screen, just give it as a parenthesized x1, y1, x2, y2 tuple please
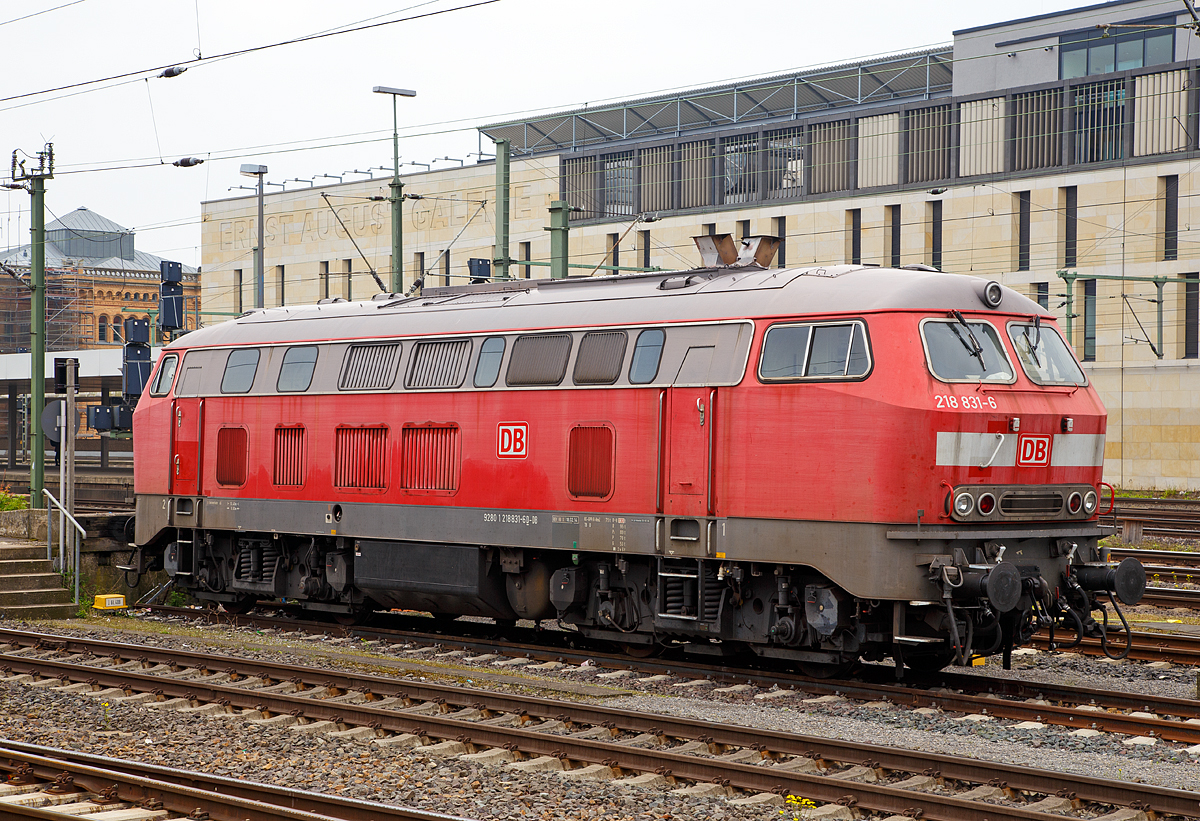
(573, 332, 627, 385)
(568, 425, 614, 498)
(506, 334, 572, 386)
(1012, 89, 1062, 171)
(400, 425, 460, 491)
(639, 145, 672, 212)
(766, 128, 803, 199)
(906, 106, 952, 183)
(1134, 69, 1189, 157)
(680, 140, 712, 208)
(335, 426, 388, 489)
(563, 156, 596, 220)
(215, 427, 247, 486)
(810, 120, 852, 194)
(1074, 79, 1125, 164)
(406, 339, 470, 389)
(273, 426, 306, 486)
(722, 135, 759, 204)
(340, 344, 400, 390)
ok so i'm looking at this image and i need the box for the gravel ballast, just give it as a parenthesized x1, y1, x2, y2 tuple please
(1, 613, 1198, 818)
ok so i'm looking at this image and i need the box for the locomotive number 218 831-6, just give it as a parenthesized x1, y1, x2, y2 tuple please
(935, 394, 997, 410)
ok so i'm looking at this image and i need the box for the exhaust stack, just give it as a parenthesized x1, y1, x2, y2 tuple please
(692, 233, 780, 268)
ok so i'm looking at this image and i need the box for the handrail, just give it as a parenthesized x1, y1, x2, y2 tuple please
(43, 489, 85, 538)
(43, 488, 85, 606)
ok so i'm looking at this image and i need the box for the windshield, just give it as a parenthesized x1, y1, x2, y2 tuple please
(1008, 321, 1087, 385)
(921, 319, 1014, 382)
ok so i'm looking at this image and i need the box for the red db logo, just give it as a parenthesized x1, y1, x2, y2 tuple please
(497, 423, 528, 459)
(1016, 434, 1052, 467)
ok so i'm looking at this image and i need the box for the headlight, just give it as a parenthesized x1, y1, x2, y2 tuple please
(977, 492, 996, 516)
(983, 281, 1004, 308)
(1083, 490, 1098, 515)
(954, 492, 975, 517)
(1067, 492, 1083, 515)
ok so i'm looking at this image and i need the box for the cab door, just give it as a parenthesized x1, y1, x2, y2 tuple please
(663, 345, 717, 518)
(170, 397, 203, 497)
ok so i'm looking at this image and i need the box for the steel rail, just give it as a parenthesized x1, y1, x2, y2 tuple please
(1, 646, 1197, 818)
(1138, 585, 1200, 610)
(6, 626, 1200, 740)
(0, 744, 347, 821)
(0, 741, 471, 821)
(1029, 629, 1200, 664)
(1110, 548, 1200, 567)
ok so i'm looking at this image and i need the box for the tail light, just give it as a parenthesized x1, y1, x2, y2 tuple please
(977, 493, 996, 516)
(1067, 492, 1083, 515)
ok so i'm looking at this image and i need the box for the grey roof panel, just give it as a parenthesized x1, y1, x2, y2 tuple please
(168, 266, 1044, 352)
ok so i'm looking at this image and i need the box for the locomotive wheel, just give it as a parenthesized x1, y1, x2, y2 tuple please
(904, 650, 956, 673)
(219, 596, 257, 615)
(798, 659, 857, 679)
(622, 642, 660, 659)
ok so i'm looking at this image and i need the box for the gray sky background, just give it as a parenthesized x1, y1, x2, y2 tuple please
(1, 0, 1089, 268)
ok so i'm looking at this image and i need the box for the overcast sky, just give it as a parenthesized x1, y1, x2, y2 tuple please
(1, 0, 1091, 267)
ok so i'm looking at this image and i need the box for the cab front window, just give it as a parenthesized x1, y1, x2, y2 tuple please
(920, 318, 1014, 383)
(1008, 321, 1087, 386)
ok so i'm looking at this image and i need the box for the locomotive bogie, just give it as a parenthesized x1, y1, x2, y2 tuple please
(131, 260, 1144, 669)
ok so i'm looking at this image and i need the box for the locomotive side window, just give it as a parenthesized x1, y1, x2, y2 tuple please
(340, 343, 400, 390)
(220, 348, 260, 394)
(758, 321, 871, 380)
(573, 331, 627, 385)
(149, 354, 178, 396)
(628, 329, 665, 384)
(921, 319, 1015, 383)
(277, 346, 318, 392)
(506, 333, 572, 386)
(1007, 322, 1087, 386)
(406, 339, 470, 389)
(474, 336, 505, 388)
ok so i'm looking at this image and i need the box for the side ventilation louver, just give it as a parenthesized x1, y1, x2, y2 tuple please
(406, 340, 470, 389)
(340, 343, 400, 390)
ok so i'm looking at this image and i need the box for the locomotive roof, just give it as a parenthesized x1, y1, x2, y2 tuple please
(175, 264, 1048, 349)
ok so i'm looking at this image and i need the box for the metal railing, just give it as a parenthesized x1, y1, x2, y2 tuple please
(44, 488, 84, 605)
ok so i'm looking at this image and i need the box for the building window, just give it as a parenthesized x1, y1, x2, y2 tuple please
(887, 205, 901, 268)
(640, 230, 651, 270)
(738, 219, 750, 239)
(702, 223, 716, 237)
(1185, 273, 1199, 359)
(1063, 187, 1078, 267)
(606, 232, 620, 270)
(774, 216, 787, 268)
(276, 265, 286, 306)
(414, 252, 425, 286)
(441, 250, 450, 287)
(97, 316, 107, 343)
(1074, 79, 1125, 163)
(846, 209, 861, 265)
(928, 201, 943, 271)
(320, 261, 329, 299)
(233, 269, 243, 313)
(1017, 191, 1031, 272)
(520, 242, 531, 278)
(723, 136, 759, 205)
(1083, 279, 1097, 362)
(344, 259, 353, 300)
(1035, 282, 1049, 309)
(1060, 16, 1174, 79)
(602, 152, 634, 216)
(1162, 174, 1179, 261)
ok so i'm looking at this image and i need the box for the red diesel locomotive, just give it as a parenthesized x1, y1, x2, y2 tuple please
(131, 235, 1144, 673)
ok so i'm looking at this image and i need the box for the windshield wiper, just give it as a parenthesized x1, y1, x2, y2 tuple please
(1024, 315, 1042, 368)
(950, 310, 986, 371)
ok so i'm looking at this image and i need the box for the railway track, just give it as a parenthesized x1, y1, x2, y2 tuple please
(1106, 496, 1200, 539)
(0, 741, 459, 820)
(0, 627, 1195, 821)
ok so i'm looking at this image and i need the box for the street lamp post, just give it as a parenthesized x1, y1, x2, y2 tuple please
(373, 86, 416, 294)
(239, 164, 268, 308)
